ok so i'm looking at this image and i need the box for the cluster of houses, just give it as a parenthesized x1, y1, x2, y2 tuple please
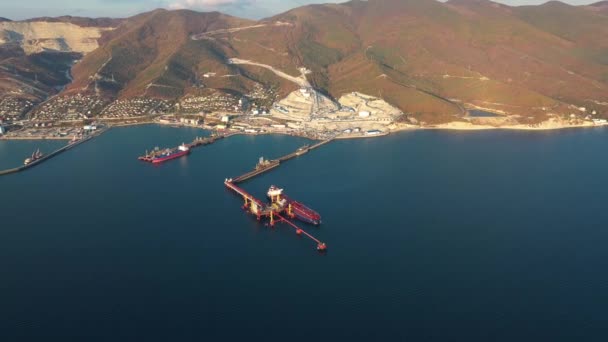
(179, 93, 241, 113)
(0, 97, 34, 119)
(101, 98, 172, 118)
(32, 94, 108, 121)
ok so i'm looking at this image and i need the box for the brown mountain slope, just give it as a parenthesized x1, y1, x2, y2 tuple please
(9, 0, 608, 123)
(0, 43, 77, 100)
(0, 17, 118, 116)
(205, 0, 608, 122)
(66, 10, 260, 100)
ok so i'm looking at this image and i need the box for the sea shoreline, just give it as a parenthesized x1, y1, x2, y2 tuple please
(2, 119, 607, 142)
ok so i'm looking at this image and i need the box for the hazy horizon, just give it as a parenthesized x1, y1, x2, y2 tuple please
(0, 0, 603, 21)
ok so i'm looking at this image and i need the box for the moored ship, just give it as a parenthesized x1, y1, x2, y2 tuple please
(24, 149, 43, 165)
(152, 145, 190, 164)
(139, 144, 190, 164)
(267, 185, 322, 225)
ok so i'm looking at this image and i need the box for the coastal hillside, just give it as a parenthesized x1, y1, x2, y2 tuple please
(0, 17, 119, 116)
(65, 10, 258, 100)
(0, 21, 115, 54)
(176, 0, 607, 123)
(1, 0, 608, 125)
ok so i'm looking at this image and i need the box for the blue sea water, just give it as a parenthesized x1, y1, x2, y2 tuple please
(0, 139, 66, 170)
(1, 124, 608, 341)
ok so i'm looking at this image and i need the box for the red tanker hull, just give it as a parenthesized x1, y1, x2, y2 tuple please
(151, 150, 190, 164)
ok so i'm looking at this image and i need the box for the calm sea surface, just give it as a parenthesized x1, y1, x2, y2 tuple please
(1, 125, 608, 341)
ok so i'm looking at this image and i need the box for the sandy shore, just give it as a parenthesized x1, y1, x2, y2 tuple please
(3, 118, 607, 142)
(421, 120, 608, 131)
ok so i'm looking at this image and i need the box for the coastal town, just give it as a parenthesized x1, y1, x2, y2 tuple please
(2, 89, 608, 142)
(3, 46, 607, 143)
(0, 83, 413, 141)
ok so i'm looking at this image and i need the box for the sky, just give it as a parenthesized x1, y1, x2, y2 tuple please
(0, 0, 601, 21)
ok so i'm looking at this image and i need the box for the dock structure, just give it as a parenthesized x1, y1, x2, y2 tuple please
(224, 138, 333, 251)
(224, 180, 327, 251)
(0, 127, 109, 177)
(231, 139, 333, 184)
(138, 133, 231, 162)
(231, 157, 280, 183)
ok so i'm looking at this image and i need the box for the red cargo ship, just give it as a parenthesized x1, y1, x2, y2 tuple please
(139, 144, 190, 164)
(267, 186, 322, 226)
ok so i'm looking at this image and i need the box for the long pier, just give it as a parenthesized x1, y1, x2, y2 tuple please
(231, 160, 280, 183)
(224, 138, 333, 251)
(231, 138, 333, 184)
(138, 132, 234, 162)
(0, 127, 109, 177)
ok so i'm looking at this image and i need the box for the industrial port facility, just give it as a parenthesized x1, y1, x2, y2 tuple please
(2, 123, 332, 252)
(137, 131, 333, 252)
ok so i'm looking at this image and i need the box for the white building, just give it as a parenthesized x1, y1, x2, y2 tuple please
(180, 118, 200, 125)
(221, 115, 231, 123)
(84, 125, 97, 131)
(300, 88, 311, 98)
(0, 125, 5, 135)
(359, 111, 371, 118)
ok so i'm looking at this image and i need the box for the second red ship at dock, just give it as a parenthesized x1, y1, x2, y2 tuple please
(139, 144, 190, 164)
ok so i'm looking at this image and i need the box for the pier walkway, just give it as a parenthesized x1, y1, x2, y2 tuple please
(0, 127, 109, 177)
(231, 138, 333, 184)
(138, 132, 236, 162)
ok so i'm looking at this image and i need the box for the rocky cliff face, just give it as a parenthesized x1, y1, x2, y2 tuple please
(0, 21, 114, 54)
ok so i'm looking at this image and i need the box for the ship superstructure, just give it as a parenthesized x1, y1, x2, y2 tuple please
(24, 149, 43, 165)
(225, 180, 327, 251)
(267, 185, 322, 226)
(139, 144, 190, 164)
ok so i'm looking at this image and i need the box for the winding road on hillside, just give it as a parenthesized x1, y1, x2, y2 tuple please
(191, 22, 293, 40)
(227, 58, 311, 88)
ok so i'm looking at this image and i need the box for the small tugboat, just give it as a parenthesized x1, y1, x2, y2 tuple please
(24, 149, 43, 165)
